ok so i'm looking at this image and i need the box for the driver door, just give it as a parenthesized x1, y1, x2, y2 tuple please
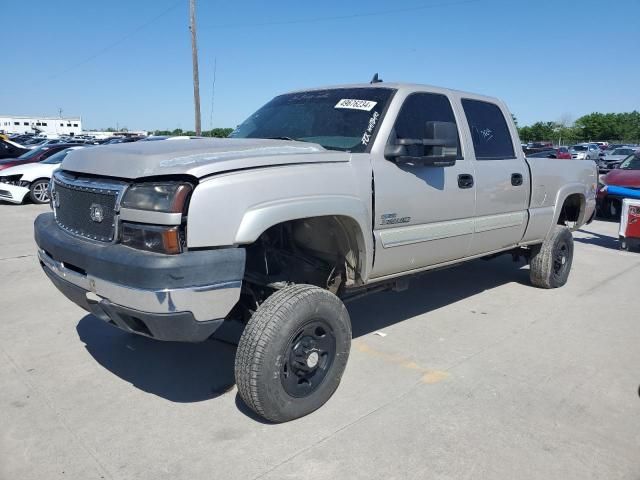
(369, 92, 476, 279)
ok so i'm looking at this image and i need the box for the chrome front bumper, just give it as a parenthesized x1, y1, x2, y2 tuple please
(38, 248, 241, 322)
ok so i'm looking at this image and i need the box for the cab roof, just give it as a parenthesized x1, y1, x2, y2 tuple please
(285, 82, 503, 105)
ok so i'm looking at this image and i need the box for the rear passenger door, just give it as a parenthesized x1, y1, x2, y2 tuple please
(460, 99, 530, 255)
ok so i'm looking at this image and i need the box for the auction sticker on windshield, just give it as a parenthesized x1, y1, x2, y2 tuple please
(335, 99, 378, 111)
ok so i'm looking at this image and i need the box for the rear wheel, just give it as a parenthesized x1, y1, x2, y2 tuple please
(529, 226, 574, 289)
(235, 284, 351, 423)
(29, 179, 50, 204)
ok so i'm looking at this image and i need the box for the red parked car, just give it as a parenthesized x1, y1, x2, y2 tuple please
(526, 147, 572, 159)
(597, 153, 640, 218)
(0, 143, 80, 171)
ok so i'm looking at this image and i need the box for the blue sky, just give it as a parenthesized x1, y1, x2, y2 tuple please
(3, 0, 639, 131)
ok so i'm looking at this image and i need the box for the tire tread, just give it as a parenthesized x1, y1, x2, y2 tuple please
(235, 284, 344, 421)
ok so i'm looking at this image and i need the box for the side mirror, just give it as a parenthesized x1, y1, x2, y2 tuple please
(385, 121, 458, 167)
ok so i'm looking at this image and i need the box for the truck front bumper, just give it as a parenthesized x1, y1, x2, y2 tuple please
(34, 213, 245, 342)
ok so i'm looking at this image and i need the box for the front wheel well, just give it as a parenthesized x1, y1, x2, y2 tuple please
(240, 216, 366, 309)
(28, 177, 50, 185)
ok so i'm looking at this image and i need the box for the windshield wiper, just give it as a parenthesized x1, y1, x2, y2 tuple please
(266, 136, 298, 141)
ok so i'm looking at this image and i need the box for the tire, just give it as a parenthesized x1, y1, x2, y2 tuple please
(235, 284, 351, 423)
(29, 179, 50, 204)
(529, 225, 574, 289)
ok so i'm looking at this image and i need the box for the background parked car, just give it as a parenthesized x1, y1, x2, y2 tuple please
(0, 138, 29, 159)
(569, 143, 600, 160)
(0, 143, 82, 171)
(598, 146, 638, 172)
(526, 147, 572, 159)
(597, 152, 640, 218)
(523, 141, 554, 155)
(0, 146, 86, 204)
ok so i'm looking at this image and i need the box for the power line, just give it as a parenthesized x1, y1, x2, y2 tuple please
(45, 0, 182, 81)
(205, 0, 482, 29)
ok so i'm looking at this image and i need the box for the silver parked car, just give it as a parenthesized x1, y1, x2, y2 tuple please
(598, 146, 639, 172)
(569, 143, 600, 160)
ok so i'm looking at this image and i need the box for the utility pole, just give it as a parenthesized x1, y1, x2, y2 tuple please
(189, 0, 202, 136)
(209, 56, 217, 131)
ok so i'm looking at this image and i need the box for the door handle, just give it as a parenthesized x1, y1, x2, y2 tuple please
(458, 174, 474, 189)
(511, 173, 523, 186)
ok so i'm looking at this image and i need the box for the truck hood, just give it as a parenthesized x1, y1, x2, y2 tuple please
(61, 138, 351, 180)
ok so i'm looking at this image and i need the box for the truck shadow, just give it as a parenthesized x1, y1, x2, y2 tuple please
(76, 256, 529, 409)
(573, 229, 620, 250)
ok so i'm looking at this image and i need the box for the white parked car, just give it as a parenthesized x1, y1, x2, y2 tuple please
(0, 146, 85, 204)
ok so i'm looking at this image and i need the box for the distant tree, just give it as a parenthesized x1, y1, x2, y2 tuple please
(203, 128, 233, 138)
(151, 127, 234, 138)
(517, 110, 640, 145)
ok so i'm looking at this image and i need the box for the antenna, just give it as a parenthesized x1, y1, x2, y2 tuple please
(370, 73, 383, 84)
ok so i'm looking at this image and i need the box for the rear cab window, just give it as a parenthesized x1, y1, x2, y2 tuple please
(461, 99, 515, 160)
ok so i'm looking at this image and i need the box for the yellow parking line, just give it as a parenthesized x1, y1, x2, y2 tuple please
(353, 340, 450, 384)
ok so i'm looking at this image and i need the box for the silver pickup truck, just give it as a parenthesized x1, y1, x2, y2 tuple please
(34, 82, 597, 422)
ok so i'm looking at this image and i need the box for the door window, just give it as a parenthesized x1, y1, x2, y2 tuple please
(462, 99, 515, 160)
(391, 93, 462, 158)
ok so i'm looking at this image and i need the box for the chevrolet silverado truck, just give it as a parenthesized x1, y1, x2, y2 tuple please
(34, 82, 597, 422)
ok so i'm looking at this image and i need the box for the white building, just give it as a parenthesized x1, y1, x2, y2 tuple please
(0, 115, 82, 136)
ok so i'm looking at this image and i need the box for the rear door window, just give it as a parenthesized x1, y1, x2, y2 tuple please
(461, 99, 515, 160)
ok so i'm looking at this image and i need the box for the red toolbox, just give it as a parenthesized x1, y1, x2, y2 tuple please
(619, 198, 640, 251)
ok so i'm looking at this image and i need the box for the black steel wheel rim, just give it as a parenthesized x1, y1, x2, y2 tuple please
(281, 319, 336, 398)
(553, 242, 569, 275)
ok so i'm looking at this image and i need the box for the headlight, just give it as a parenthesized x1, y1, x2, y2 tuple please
(121, 223, 182, 254)
(0, 174, 22, 185)
(121, 182, 192, 213)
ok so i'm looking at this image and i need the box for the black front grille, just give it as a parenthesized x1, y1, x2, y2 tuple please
(53, 180, 119, 242)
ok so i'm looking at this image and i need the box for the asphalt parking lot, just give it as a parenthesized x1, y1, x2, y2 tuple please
(1, 202, 639, 480)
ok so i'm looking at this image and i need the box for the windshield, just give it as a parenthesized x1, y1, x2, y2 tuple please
(619, 154, 640, 170)
(18, 147, 46, 160)
(230, 88, 396, 152)
(570, 145, 587, 151)
(41, 148, 77, 164)
(612, 148, 634, 155)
